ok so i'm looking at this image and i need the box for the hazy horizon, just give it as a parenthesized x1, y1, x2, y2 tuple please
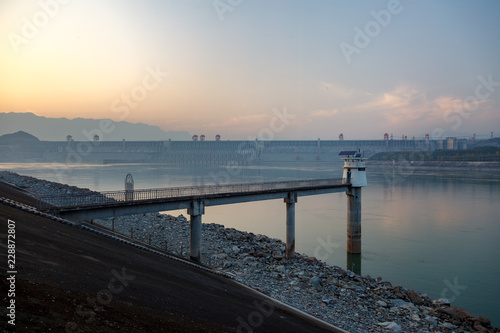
(1, 0, 499, 140)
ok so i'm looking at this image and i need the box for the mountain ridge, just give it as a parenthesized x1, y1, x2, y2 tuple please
(0, 112, 190, 141)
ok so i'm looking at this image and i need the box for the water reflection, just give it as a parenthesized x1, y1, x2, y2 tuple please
(93, 171, 100, 190)
(1, 162, 500, 325)
(347, 253, 362, 275)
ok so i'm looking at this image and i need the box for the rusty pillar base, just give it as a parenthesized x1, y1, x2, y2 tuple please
(347, 187, 361, 254)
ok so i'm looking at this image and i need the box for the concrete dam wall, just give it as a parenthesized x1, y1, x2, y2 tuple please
(0, 139, 462, 164)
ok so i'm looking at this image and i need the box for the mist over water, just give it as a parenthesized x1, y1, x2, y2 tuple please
(1, 162, 499, 325)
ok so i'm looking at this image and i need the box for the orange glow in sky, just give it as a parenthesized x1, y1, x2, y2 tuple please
(1, 1, 499, 139)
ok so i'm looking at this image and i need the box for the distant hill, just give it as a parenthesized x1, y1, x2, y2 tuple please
(0, 112, 190, 141)
(471, 137, 500, 148)
(0, 131, 39, 144)
(0, 131, 41, 152)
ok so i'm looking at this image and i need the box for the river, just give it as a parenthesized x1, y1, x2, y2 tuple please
(1, 161, 499, 325)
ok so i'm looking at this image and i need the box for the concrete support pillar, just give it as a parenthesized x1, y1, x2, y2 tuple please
(346, 187, 361, 254)
(347, 253, 361, 275)
(187, 201, 205, 262)
(284, 192, 297, 258)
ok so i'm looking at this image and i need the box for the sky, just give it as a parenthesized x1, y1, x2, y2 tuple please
(1, 0, 500, 140)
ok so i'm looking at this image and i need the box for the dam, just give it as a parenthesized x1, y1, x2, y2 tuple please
(1, 137, 468, 164)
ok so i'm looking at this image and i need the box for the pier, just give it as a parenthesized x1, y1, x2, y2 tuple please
(39, 153, 367, 262)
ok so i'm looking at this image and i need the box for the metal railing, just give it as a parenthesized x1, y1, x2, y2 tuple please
(37, 178, 348, 209)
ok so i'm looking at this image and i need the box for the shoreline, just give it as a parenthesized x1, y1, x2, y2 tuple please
(93, 213, 497, 332)
(366, 160, 500, 172)
(0, 171, 498, 332)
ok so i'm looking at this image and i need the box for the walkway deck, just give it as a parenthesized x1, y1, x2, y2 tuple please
(38, 178, 351, 261)
(37, 178, 348, 210)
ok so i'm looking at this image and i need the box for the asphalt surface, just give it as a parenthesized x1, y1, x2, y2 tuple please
(0, 182, 346, 332)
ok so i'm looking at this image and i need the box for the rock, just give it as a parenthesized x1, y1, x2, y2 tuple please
(310, 276, 322, 290)
(474, 321, 489, 332)
(432, 298, 450, 307)
(471, 316, 491, 326)
(295, 271, 305, 277)
(327, 276, 338, 285)
(441, 322, 456, 329)
(378, 321, 401, 332)
(257, 235, 269, 242)
(322, 296, 336, 305)
(223, 261, 234, 269)
(420, 306, 433, 315)
(376, 300, 388, 308)
(379, 281, 392, 288)
(327, 285, 337, 293)
(391, 299, 411, 308)
(388, 305, 398, 313)
(407, 290, 424, 305)
(439, 306, 474, 321)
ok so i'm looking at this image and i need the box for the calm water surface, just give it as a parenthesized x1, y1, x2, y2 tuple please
(1, 162, 499, 325)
